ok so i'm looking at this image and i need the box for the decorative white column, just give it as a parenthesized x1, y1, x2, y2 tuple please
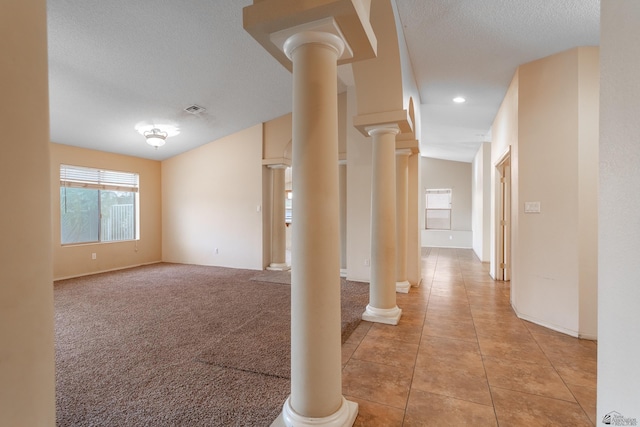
(339, 159, 347, 278)
(395, 149, 411, 293)
(276, 30, 357, 427)
(362, 125, 402, 325)
(268, 164, 290, 271)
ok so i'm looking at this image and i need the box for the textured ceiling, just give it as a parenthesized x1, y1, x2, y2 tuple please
(47, 0, 293, 161)
(396, 0, 600, 162)
(47, 0, 600, 163)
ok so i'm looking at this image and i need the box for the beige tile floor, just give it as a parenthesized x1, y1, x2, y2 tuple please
(342, 248, 597, 426)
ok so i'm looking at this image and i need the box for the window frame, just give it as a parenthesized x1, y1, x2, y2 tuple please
(60, 164, 140, 245)
(425, 188, 452, 230)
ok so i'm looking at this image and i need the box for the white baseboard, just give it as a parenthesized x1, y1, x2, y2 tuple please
(514, 307, 597, 341)
(54, 261, 161, 281)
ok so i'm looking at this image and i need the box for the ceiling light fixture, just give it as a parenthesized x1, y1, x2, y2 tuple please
(453, 96, 466, 104)
(144, 128, 168, 149)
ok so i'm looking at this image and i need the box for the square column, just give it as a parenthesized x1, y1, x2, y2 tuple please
(267, 164, 290, 271)
(339, 159, 347, 277)
(395, 149, 412, 293)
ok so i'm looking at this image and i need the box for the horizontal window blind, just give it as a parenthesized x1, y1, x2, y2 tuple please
(60, 165, 139, 192)
(425, 189, 451, 209)
(425, 188, 452, 230)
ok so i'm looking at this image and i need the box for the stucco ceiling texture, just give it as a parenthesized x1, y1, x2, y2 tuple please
(46, 0, 600, 162)
(396, 0, 600, 162)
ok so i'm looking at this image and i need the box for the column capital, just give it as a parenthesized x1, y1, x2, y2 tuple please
(353, 109, 412, 137)
(243, 1, 376, 72)
(284, 30, 345, 61)
(365, 124, 400, 137)
(395, 149, 412, 157)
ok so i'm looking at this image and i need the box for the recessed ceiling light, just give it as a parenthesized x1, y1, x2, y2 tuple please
(453, 96, 466, 103)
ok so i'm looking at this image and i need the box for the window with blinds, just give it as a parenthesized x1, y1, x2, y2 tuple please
(60, 165, 139, 244)
(425, 189, 452, 230)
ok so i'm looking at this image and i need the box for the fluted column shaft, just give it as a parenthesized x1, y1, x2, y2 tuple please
(362, 126, 402, 325)
(395, 150, 411, 292)
(268, 165, 289, 270)
(284, 31, 350, 423)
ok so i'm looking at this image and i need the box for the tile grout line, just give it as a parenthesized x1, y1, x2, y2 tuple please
(525, 327, 596, 425)
(457, 248, 501, 426)
(400, 248, 435, 426)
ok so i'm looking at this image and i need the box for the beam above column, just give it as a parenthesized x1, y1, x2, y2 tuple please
(353, 109, 413, 136)
(243, 0, 377, 71)
(395, 136, 420, 154)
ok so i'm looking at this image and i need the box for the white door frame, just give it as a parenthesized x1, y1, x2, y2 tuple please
(495, 147, 511, 281)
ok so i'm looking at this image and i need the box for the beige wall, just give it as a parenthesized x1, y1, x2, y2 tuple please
(421, 157, 473, 248)
(162, 124, 264, 270)
(599, 1, 640, 417)
(406, 153, 422, 285)
(472, 143, 491, 261)
(51, 144, 162, 279)
(262, 165, 273, 268)
(0, 0, 55, 423)
(338, 92, 348, 157)
(351, 0, 403, 115)
(491, 48, 599, 338)
(577, 48, 599, 338)
(517, 48, 582, 334)
(490, 70, 519, 282)
(263, 113, 292, 163)
(346, 85, 373, 282)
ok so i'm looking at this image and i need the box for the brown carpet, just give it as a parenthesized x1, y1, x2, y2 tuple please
(55, 263, 368, 426)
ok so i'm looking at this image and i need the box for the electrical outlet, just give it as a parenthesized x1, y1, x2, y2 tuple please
(215, 248, 219, 254)
(91, 253, 97, 260)
(364, 258, 370, 266)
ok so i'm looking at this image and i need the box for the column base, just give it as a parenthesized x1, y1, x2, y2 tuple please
(267, 263, 291, 271)
(362, 304, 402, 325)
(271, 396, 358, 427)
(340, 268, 347, 278)
(395, 280, 411, 294)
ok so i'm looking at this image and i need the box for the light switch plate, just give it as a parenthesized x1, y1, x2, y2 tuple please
(524, 201, 541, 213)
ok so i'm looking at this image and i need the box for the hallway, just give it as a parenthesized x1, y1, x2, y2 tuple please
(341, 248, 597, 426)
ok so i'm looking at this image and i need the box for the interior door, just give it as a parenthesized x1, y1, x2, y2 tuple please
(496, 154, 511, 281)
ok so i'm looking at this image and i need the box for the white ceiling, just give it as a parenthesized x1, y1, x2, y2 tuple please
(47, 0, 600, 163)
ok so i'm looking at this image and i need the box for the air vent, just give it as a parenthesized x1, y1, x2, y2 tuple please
(184, 104, 206, 115)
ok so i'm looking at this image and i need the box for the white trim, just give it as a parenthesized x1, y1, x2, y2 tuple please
(365, 124, 400, 137)
(267, 263, 291, 271)
(494, 146, 512, 168)
(271, 396, 358, 427)
(395, 280, 410, 293)
(272, 17, 352, 62)
(53, 261, 161, 281)
(362, 304, 402, 325)
(513, 306, 598, 340)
